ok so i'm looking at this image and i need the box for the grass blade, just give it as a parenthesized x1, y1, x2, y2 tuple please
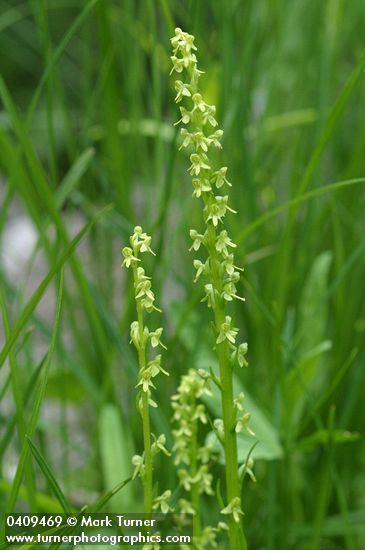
(236, 177, 365, 242)
(0, 204, 112, 370)
(55, 147, 95, 208)
(26, 437, 72, 513)
(6, 270, 64, 512)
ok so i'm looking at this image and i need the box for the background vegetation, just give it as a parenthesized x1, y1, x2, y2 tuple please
(0, 1, 364, 548)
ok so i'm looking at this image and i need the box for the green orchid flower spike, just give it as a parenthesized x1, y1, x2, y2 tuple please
(170, 27, 251, 549)
(122, 227, 170, 517)
(172, 369, 228, 549)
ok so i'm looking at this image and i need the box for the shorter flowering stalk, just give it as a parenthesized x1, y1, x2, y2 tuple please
(172, 369, 228, 549)
(122, 227, 170, 515)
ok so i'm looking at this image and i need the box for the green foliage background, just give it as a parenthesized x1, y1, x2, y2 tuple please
(0, 1, 364, 548)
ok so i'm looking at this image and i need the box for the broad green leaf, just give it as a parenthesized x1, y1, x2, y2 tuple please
(205, 382, 283, 462)
(297, 252, 332, 355)
(287, 251, 332, 427)
(197, 350, 283, 461)
(169, 305, 283, 461)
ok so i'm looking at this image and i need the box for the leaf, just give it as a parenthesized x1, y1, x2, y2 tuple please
(169, 306, 283, 461)
(287, 251, 332, 427)
(11, 478, 133, 550)
(55, 147, 95, 208)
(235, 392, 283, 461)
(0, 204, 112, 370)
(0, 75, 113, 368)
(88, 477, 133, 513)
(0, 289, 37, 510)
(35, 478, 133, 550)
(0, 480, 63, 514)
(26, 437, 72, 513)
(98, 404, 134, 511)
(297, 51, 365, 196)
(236, 177, 365, 242)
(200, 352, 283, 461)
(298, 252, 332, 354)
(25, 0, 101, 126)
(6, 272, 64, 513)
(0, 363, 42, 460)
(206, 388, 283, 462)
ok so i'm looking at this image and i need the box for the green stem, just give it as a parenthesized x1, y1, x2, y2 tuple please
(132, 265, 153, 514)
(190, 401, 201, 540)
(206, 223, 247, 550)
(141, 390, 153, 514)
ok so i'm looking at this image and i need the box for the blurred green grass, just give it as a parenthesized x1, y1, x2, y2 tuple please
(0, 1, 364, 548)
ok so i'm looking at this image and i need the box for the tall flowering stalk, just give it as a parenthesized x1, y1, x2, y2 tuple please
(122, 227, 170, 515)
(171, 28, 250, 549)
